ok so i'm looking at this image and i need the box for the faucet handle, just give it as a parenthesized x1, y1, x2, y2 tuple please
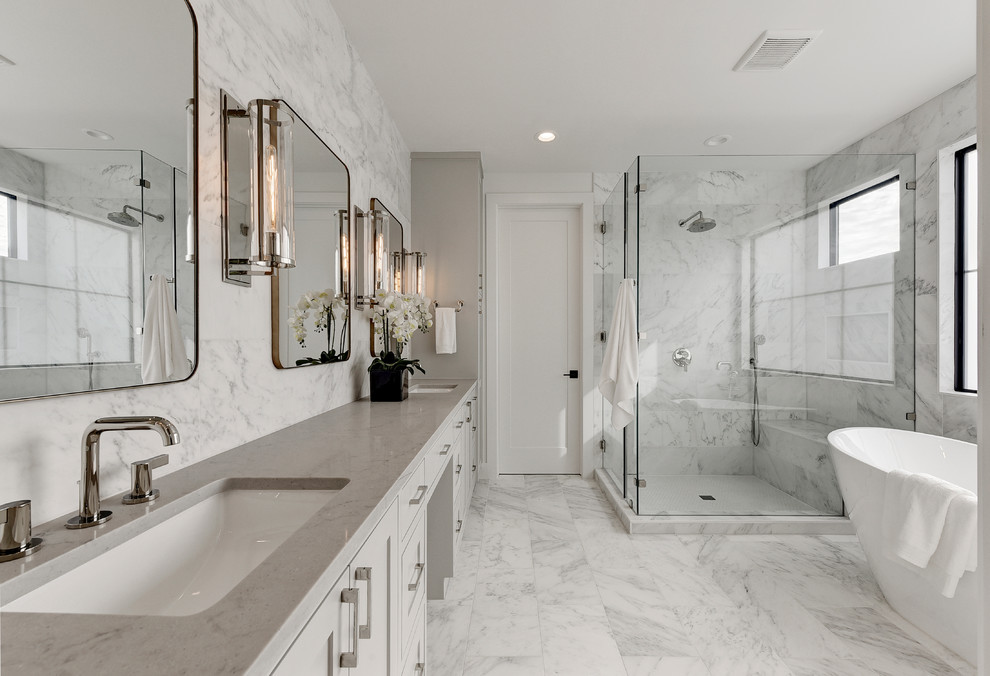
(0, 500, 43, 562)
(123, 453, 170, 505)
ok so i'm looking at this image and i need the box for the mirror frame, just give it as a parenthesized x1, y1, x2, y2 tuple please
(367, 198, 405, 357)
(269, 101, 352, 369)
(0, 0, 200, 404)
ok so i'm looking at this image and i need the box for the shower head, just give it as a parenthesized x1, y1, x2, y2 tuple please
(677, 211, 717, 233)
(753, 334, 766, 346)
(107, 204, 165, 227)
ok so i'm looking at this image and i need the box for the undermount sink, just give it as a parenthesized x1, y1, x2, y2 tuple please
(409, 383, 457, 394)
(3, 477, 348, 617)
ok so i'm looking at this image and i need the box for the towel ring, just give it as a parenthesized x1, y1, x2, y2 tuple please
(432, 300, 464, 312)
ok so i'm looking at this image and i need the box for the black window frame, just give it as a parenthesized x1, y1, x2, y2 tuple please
(828, 174, 900, 266)
(0, 189, 16, 259)
(954, 143, 978, 393)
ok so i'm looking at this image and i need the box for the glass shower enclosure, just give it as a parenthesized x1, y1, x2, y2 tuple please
(597, 154, 915, 517)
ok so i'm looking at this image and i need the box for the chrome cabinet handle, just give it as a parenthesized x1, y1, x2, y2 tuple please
(340, 587, 359, 668)
(467, 401, 472, 422)
(456, 464, 462, 475)
(407, 562, 425, 591)
(456, 519, 463, 533)
(456, 422, 464, 429)
(472, 464, 477, 471)
(409, 485, 428, 505)
(355, 567, 372, 640)
(439, 444, 451, 456)
(415, 663, 425, 675)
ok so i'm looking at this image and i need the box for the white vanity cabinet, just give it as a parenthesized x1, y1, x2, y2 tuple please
(271, 500, 398, 676)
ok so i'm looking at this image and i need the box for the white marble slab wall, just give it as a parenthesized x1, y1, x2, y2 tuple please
(804, 77, 976, 441)
(634, 168, 807, 476)
(0, 0, 411, 523)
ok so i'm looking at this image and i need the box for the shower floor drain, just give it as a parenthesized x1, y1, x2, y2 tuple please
(699, 495, 716, 501)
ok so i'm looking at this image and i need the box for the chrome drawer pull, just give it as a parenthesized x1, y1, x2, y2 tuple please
(355, 567, 372, 640)
(456, 519, 463, 533)
(456, 422, 464, 429)
(455, 464, 462, 475)
(340, 587, 360, 668)
(409, 485, 428, 505)
(472, 464, 477, 471)
(439, 444, 451, 456)
(408, 562, 425, 591)
(415, 662, 425, 676)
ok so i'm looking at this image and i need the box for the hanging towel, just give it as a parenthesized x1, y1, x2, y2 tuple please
(598, 279, 639, 429)
(435, 307, 457, 354)
(882, 469, 960, 568)
(141, 274, 189, 383)
(926, 491, 978, 597)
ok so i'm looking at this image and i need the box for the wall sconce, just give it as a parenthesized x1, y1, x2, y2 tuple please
(338, 209, 350, 300)
(222, 92, 296, 282)
(392, 250, 404, 294)
(412, 252, 427, 295)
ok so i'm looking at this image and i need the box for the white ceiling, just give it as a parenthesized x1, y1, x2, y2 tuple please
(329, 0, 976, 173)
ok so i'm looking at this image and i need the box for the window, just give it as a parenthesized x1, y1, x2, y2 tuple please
(955, 144, 978, 393)
(829, 175, 900, 265)
(0, 190, 15, 258)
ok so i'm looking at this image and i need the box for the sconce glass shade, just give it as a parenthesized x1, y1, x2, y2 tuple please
(338, 209, 350, 300)
(248, 99, 295, 270)
(413, 252, 427, 296)
(392, 251, 403, 294)
(371, 209, 390, 292)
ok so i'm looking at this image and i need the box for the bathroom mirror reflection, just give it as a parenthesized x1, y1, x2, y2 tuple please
(271, 103, 351, 368)
(0, 0, 197, 402)
(366, 198, 405, 356)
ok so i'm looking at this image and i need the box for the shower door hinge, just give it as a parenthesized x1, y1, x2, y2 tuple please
(635, 183, 646, 194)
(905, 181, 917, 191)
(599, 439, 606, 452)
(906, 412, 917, 421)
(134, 178, 151, 189)
(599, 330, 607, 343)
(636, 478, 646, 488)
(600, 221, 607, 234)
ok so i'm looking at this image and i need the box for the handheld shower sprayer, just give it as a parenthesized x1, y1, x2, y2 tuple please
(750, 334, 766, 446)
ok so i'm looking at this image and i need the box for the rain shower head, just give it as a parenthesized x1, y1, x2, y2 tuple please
(677, 211, 717, 233)
(107, 204, 165, 227)
(753, 334, 766, 346)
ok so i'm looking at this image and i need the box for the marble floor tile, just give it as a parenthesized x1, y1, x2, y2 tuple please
(675, 605, 790, 666)
(446, 541, 481, 601)
(479, 517, 534, 570)
(703, 654, 797, 676)
(427, 598, 474, 676)
(593, 568, 696, 657)
(574, 517, 639, 570)
(784, 658, 879, 676)
(532, 539, 601, 605)
(461, 655, 545, 676)
(808, 607, 961, 676)
(468, 582, 542, 657)
(539, 604, 627, 676)
(631, 536, 736, 608)
(622, 656, 712, 676)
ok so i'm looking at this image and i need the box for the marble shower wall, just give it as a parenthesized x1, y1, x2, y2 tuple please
(0, 0, 412, 523)
(807, 77, 977, 441)
(634, 168, 807, 476)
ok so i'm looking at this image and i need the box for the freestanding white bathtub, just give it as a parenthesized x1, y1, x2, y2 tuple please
(827, 427, 977, 664)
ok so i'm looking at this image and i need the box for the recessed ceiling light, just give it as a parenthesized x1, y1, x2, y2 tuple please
(83, 128, 114, 141)
(536, 131, 557, 143)
(703, 134, 732, 147)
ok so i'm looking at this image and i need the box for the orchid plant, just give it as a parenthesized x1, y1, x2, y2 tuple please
(289, 289, 349, 365)
(368, 289, 433, 374)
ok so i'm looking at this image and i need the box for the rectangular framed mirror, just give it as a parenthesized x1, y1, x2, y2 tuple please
(270, 103, 351, 368)
(0, 0, 198, 402)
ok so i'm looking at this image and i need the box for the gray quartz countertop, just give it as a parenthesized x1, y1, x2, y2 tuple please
(0, 379, 477, 676)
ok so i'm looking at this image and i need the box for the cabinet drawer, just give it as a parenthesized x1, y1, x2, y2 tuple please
(400, 609, 426, 676)
(398, 460, 428, 541)
(425, 425, 453, 489)
(452, 437, 466, 498)
(400, 511, 427, 653)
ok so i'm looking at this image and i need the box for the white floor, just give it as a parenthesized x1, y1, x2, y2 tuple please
(636, 475, 828, 516)
(428, 475, 975, 676)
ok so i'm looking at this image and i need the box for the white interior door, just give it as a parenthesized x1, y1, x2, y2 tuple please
(497, 206, 581, 474)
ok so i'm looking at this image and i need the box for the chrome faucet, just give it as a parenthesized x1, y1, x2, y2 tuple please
(66, 416, 180, 529)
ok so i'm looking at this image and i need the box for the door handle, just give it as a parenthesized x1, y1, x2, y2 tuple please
(562, 370, 578, 378)
(355, 566, 372, 639)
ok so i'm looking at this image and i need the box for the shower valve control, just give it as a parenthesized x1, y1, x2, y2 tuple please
(672, 347, 692, 371)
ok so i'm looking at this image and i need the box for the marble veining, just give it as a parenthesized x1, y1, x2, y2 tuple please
(428, 475, 974, 676)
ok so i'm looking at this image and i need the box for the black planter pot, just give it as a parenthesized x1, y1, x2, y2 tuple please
(370, 369, 409, 402)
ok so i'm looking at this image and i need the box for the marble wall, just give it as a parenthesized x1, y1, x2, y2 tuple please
(0, 0, 411, 523)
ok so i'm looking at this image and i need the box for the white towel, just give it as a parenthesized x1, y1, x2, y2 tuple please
(435, 307, 457, 354)
(141, 275, 189, 383)
(926, 491, 978, 597)
(598, 279, 639, 429)
(882, 469, 961, 568)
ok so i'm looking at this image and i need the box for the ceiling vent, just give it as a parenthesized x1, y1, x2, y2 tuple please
(734, 30, 821, 71)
